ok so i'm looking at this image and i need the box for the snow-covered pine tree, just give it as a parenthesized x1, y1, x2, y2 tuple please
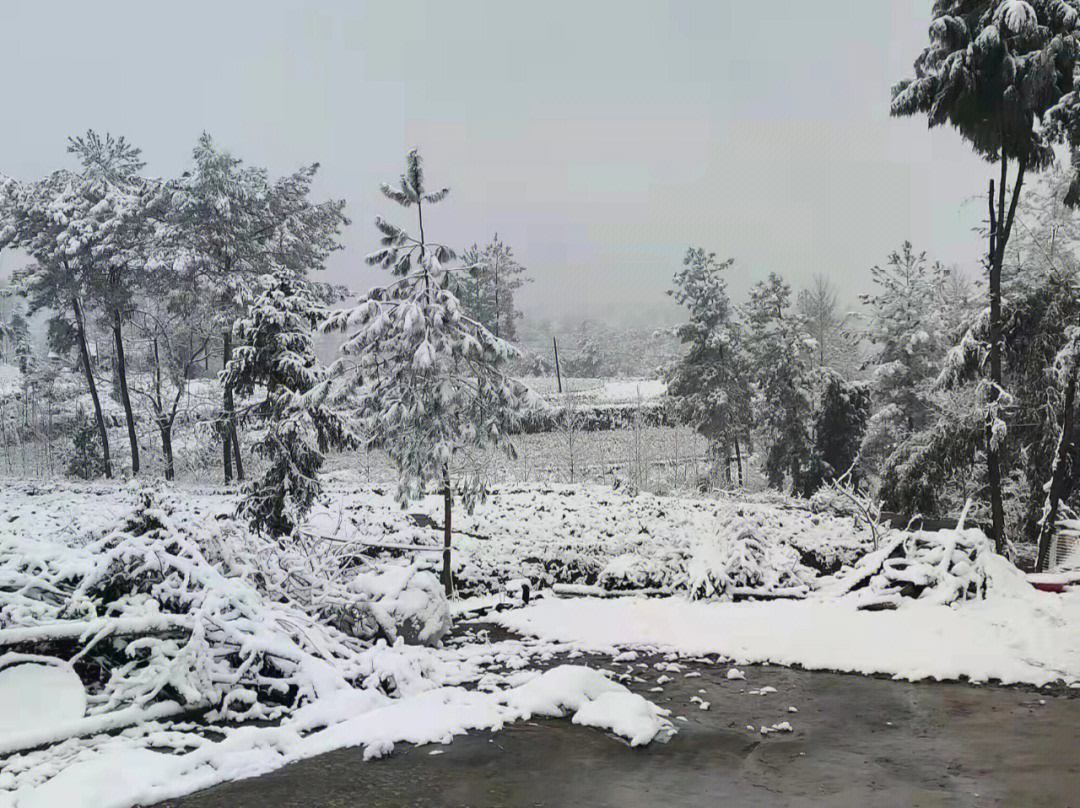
(857, 242, 948, 477)
(223, 272, 354, 537)
(745, 273, 813, 493)
(892, 0, 1080, 551)
(324, 149, 532, 594)
(165, 134, 348, 484)
(71, 132, 159, 477)
(666, 248, 752, 485)
(459, 235, 530, 340)
(0, 132, 156, 478)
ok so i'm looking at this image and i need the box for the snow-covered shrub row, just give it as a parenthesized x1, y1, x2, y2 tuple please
(422, 485, 875, 596)
(0, 484, 450, 730)
(832, 527, 993, 605)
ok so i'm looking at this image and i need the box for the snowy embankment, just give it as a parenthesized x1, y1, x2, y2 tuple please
(498, 555, 1080, 687)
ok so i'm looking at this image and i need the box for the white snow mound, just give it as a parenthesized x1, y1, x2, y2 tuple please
(0, 661, 86, 735)
(345, 565, 451, 646)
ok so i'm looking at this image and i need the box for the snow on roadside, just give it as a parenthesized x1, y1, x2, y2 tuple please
(496, 559, 1080, 687)
(3, 665, 671, 808)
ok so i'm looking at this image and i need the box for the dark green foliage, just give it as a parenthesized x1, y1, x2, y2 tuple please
(801, 371, 871, 497)
(224, 273, 355, 536)
(67, 420, 105, 480)
(881, 410, 984, 516)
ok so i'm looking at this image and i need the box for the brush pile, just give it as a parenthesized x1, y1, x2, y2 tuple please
(0, 487, 446, 739)
(834, 527, 992, 608)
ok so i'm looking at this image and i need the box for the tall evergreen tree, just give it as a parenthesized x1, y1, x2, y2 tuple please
(0, 132, 156, 477)
(745, 273, 813, 492)
(801, 370, 872, 496)
(858, 242, 949, 476)
(324, 149, 531, 594)
(165, 134, 348, 483)
(892, 0, 1080, 550)
(459, 235, 529, 340)
(666, 248, 752, 484)
(224, 272, 354, 536)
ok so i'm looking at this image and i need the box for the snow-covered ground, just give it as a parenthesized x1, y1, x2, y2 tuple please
(2, 479, 1078, 808)
(497, 571, 1080, 687)
(518, 376, 665, 405)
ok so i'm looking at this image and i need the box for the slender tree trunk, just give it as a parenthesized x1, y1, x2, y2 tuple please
(1036, 334, 1080, 571)
(231, 424, 244, 480)
(160, 422, 175, 482)
(734, 437, 744, 488)
(441, 472, 453, 596)
(112, 307, 139, 474)
(222, 330, 234, 483)
(985, 157, 1027, 555)
(986, 176, 1005, 553)
(493, 246, 500, 339)
(73, 297, 111, 478)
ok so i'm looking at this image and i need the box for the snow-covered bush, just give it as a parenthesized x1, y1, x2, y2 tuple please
(834, 527, 992, 605)
(0, 487, 444, 726)
(338, 564, 450, 647)
(686, 515, 810, 600)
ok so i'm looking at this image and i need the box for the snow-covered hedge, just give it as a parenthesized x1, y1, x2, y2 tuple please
(442, 486, 873, 596)
(340, 565, 450, 646)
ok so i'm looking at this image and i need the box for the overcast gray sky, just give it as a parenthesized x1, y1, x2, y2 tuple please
(0, 0, 995, 324)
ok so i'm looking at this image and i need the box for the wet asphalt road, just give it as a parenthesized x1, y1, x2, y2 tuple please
(156, 629, 1080, 808)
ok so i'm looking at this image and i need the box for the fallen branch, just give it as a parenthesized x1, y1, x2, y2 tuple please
(0, 699, 209, 757)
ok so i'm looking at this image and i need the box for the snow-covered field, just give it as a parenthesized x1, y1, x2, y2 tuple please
(2, 480, 1079, 807)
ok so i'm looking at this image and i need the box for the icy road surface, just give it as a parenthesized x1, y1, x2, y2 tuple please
(157, 625, 1080, 808)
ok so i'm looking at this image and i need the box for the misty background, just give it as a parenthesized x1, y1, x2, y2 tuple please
(0, 0, 989, 325)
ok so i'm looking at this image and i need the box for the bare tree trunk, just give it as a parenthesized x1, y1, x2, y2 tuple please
(231, 425, 244, 480)
(112, 307, 139, 475)
(986, 157, 1026, 555)
(73, 297, 111, 478)
(441, 472, 453, 596)
(160, 422, 175, 482)
(222, 330, 234, 483)
(1037, 335, 1080, 571)
(734, 437, 744, 488)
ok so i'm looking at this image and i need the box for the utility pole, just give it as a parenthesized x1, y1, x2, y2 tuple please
(553, 336, 563, 393)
